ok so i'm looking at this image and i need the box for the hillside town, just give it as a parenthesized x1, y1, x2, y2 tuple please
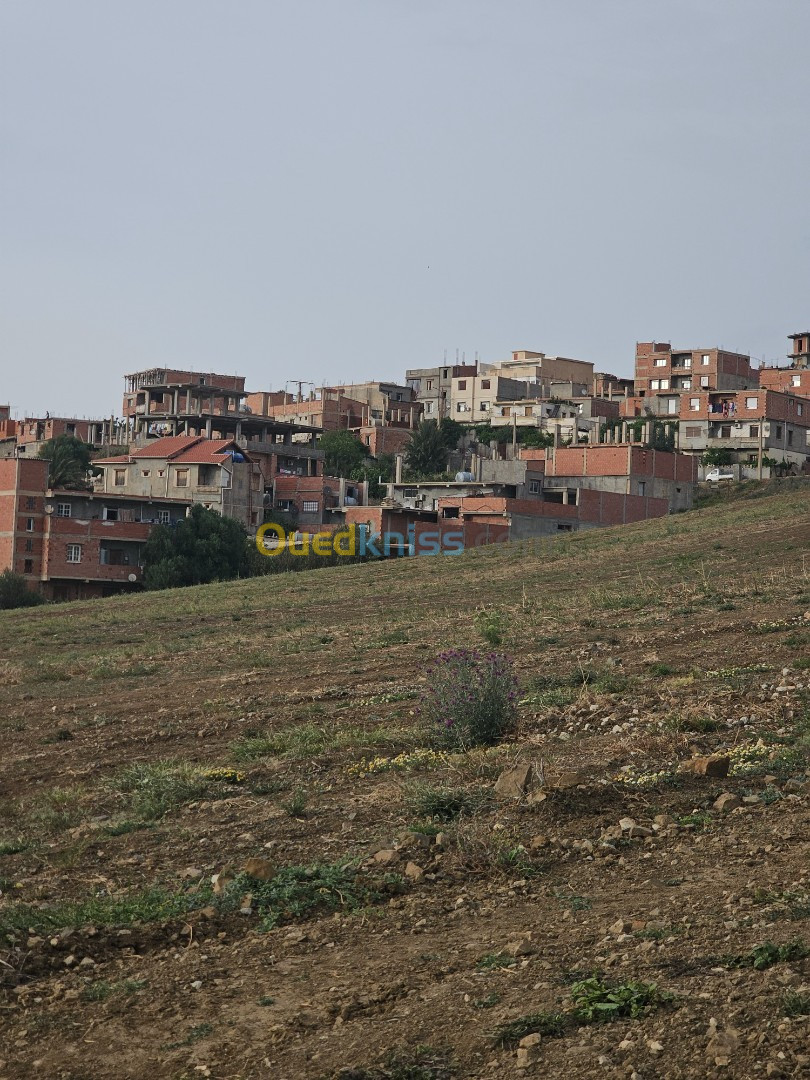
(1, 329, 808, 601)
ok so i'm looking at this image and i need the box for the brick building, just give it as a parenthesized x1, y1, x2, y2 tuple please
(759, 331, 810, 398)
(0, 456, 189, 600)
(634, 342, 758, 399)
(273, 474, 368, 526)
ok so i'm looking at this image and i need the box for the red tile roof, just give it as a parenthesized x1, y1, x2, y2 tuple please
(172, 439, 241, 463)
(130, 436, 205, 459)
(96, 436, 246, 466)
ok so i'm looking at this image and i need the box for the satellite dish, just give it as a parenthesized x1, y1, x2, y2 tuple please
(44, 504, 54, 514)
(127, 573, 137, 583)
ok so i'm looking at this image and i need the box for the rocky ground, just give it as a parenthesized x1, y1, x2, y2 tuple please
(0, 486, 809, 1079)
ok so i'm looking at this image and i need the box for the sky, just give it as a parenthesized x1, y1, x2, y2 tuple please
(2, 0, 809, 418)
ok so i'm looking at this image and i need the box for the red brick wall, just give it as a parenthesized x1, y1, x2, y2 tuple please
(0, 458, 49, 578)
(361, 426, 413, 456)
(43, 518, 149, 583)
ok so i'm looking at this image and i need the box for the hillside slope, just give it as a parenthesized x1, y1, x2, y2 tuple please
(1, 490, 809, 1079)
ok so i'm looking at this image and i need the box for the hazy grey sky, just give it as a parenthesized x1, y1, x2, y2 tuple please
(2, 0, 808, 418)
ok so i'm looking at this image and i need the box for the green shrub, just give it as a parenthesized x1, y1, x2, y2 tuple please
(474, 608, 509, 646)
(419, 649, 518, 750)
(219, 860, 402, 930)
(405, 783, 489, 821)
(111, 761, 211, 820)
(569, 976, 670, 1021)
(0, 570, 45, 610)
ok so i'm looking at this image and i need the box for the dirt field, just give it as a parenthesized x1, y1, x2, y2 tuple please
(1, 486, 809, 1079)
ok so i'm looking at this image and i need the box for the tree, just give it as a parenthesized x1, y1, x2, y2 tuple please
(702, 448, 734, 466)
(0, 570, 45, 609)
(319, 430, 369, 477)
(518, 428, 554, 449)
(142, 504, 251, 589)
(38, 436, 94, 489)
(438, 417, 464, 450)
(405, 420, 448, 477)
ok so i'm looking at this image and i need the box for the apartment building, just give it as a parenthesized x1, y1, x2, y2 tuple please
(405, 363, 477, 420)
(95, 435, 265, 530)
(248, 388, 368, 431)
(0, 456, 190, 600)
(634, 342, 758, 398)
(451, 374, 533, 418)
(676, 389, 810, 471)
(760, 331, 810, 398)
(483, 350, 596, 387)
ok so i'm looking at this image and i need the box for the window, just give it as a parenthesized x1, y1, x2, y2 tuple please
(101, 547, 130, 566)
(798, 403, 803, 416)
(788, 430, 794, 445)
(685, 425, 701, 438)
(56, 503, 71, 517)
(700, 376, 709, 387)
(66, 544, 82, 563)
(660, 379, 669, 389)
(690, 398, 700, 411)
(457, 380, 467, 390)
(749, 425, 759, 438)
(66, 424, 75, 435)
(456, 403, 469, 413)
(720, 425, 732, 438)
(103, 506, 119, 521)
(25, 517, 34, 532)
(26, 496, 36, 510)
(666, 398, 678, 415)
(774, 425, 783, 438)
(556, 523, 573, 532)
(24, 559, 33, 574)
(681, 379, 691, 390)
(114, 469, 126, 486)
(442, 369, 448, 378)
(302, 500, 319, 513)
(158, 469, 165, 477)
(651, 379, 660, 390)
(683, 358, 692, 368)
(638, 481, 646, 495)
(425, 380, 433, 391)
(792, 374, 801, 386)
(424, 402, 433, 414)
(479, 401, 490, 411)
(25, 539, 33, 552)
(156, 510, 171, 525)
(481, 379, 491, 390)
(528, 479, 541, 494)
(654, 358, 667, 367)
(175, 469, 189, 488)
(702, 355, 710, 365)
(142, 469, 150, 477)
(746, 396, 758, 410)
(275, 499, 293, 512)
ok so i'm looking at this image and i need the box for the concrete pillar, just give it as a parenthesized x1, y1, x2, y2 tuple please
(395, 454, 403, 483)
(338, 477, 346, 507)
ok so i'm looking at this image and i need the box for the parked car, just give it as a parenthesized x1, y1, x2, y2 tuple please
(704, 468, 735, 482)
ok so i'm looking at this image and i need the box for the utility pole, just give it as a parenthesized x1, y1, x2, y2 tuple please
(758, 414, 764, 481)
